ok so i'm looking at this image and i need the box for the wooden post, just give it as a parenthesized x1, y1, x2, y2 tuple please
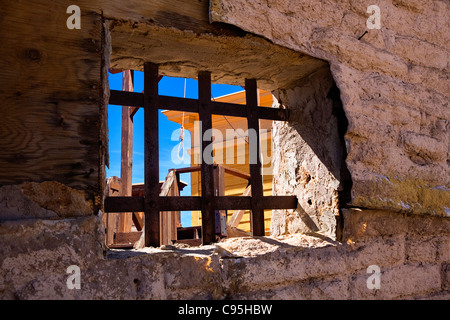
(245, 78, 265, 236)
(175, 171, 182, 229)
(214, 165, 226, 237)
(119, 70, 134, 233)
(168, 173, 180, 243)
(160, 170, 180, 245)
(228, 184, 251, 228)
(144, 63, 161, 247)
(198, 71, 216, 245)
(105, 176, 122, 246)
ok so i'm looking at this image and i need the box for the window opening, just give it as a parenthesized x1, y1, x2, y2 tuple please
(105, 62, 297, 248)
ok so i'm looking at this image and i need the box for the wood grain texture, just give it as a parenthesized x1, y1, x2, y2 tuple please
(0, 1, 102, 199)
(105, 176, 122, 246)
(103, 0, 243, 36)
(119, 70, 134, 232)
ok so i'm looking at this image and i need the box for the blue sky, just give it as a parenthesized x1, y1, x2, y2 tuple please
(107, 70, 241, 226)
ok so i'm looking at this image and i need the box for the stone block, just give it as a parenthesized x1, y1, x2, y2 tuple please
(442, 263, 450, 290)
(405, 236, 438, 264)
(228, 276, 349, 300)
(342, 209, 408, 241)
(349, 263, 441, 300)
(342, 235, 405, 271)
(0, 181, 93, 221)
(437, 236, 450, 262)
(297, 276, 349, 300)
(0, 185, 58, 220)
(220, 236, 345, 293)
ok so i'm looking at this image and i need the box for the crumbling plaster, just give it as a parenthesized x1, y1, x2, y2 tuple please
(271, 66, 348, 239)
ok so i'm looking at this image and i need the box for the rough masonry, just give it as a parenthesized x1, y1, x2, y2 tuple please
(0, 0, 448, 300)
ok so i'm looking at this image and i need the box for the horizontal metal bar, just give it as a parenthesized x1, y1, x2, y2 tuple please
(214, 196, 251, 210)
(160, 196, 202, 211)
(109, 90, 144, 107)
(104, 195, 297, 212)
(210, 102, 288, 121)
(257, 107, 289, 121)
(211, 101, 246, 118)
(175, 165, 250, 180)
(109, 91, 199, 113)
(159, 96, 199, 113)
(109, 90, 289, 121)
(104, 196, 144, 213)
(261, 196, 298, 209)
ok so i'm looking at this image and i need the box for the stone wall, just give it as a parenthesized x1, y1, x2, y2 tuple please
(210, 0, 450, 217)
(0, 0, 448, 301)
(0, 209, 448, 299)
(271, 66, 350, 240)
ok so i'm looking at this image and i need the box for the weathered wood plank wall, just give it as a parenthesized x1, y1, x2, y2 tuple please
(0, 1, 103, 200)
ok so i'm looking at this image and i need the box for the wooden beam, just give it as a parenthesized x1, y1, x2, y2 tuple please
(144, 62, 161, 247)
(173, 165, 201, 174)
(174, 239, 203, 246)
(223, 166, 251, 181)
(174, 164, 251, 180)
(105, 176, 122, 246)
(198, 71, 216, 245)
(103, 1, 246, 37)
(214, 165, 227, 237)
(245, 78, 265, 236)
(169, 172, 180, 242)
(160, 170, 180, 245)
(119, 70, 134, 233)
(132, 212, 144, 231)
(114, 231, 142, 244)
(177, 226, 201, 240)
(228, 185, 251, 228)
(130, 107, 140, 118)
(175, 171, 183, 228)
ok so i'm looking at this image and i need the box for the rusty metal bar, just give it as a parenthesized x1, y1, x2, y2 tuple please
(198, 71, 216, 245)
(104, 195, 297, 213)
(245, 78, 265, 236)
(144, 62, 161, 247)
(109, 91, 288, 121)
(105, 63, 297, 247)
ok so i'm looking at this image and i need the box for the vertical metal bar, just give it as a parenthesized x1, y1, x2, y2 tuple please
(198, 71, 216, 245)
(144, 62, 160, 247)
(245, 78, 265, 236)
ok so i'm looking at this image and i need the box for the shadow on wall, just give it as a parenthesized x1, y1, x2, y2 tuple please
(271, 66, 352, 241)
